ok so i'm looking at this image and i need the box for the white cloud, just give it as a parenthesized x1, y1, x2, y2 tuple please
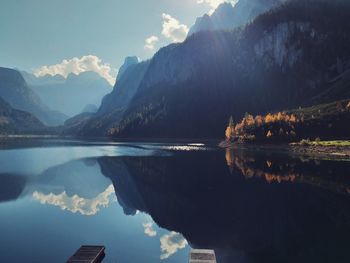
(32, 184, 115, 216)
(34, 55, 116, 86)
(197, 0, 238, 14)
(143, 222, 157, 237)
(161, 14, 189, 43)
(160, 232, 188, 259)
(144, 35, 159, 51)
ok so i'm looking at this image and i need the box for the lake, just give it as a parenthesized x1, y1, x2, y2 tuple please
(0, 139, 349, 263)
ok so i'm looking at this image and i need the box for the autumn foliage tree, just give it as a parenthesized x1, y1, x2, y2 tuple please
(228, 111, 299, 142)
(225, 116, 235, 141)
(225, 100, 350, 143)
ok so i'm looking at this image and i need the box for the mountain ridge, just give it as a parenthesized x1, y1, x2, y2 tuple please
(189, 0, 285, 36)
(66, 0, 350, 138)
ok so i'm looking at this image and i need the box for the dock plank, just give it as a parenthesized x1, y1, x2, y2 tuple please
(189, 249, 217, 263)
(67, 245, 105, 263)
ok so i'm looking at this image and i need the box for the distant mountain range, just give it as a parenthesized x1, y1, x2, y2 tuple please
(65, 0, 350, 138)
(22, 71, 112, 117)
(0, 67, 67, 126)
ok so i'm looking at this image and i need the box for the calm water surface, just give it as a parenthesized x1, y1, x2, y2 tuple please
(0, 139, 349, 263)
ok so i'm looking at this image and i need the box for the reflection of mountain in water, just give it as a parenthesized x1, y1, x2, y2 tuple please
(0, 174, 26, 202)
(29, 158, 109, 198)
(0, 158, 112, 211)
(1, 147, 349, 262)
(99, 151, 350, 263)
(99, 157, 146, 215)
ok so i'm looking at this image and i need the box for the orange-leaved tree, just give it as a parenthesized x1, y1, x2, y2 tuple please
(225, 116, 235, 140)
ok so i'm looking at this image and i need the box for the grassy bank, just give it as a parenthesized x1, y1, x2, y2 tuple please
(291, 140, 350, 147)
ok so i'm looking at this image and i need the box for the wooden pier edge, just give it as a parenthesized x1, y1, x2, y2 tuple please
(189, 249, 217, 263)
(67, 245, 105, 263)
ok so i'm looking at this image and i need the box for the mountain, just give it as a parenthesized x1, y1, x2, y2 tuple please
(0, 67, 67, 126)
(64, 59, 150, 135)
(98, 60, 150, 115)
(0, 96, 45, 134)
(24, 71, 112, 117)
(67, 0, 350, 138)
(188, 0, 284, 36)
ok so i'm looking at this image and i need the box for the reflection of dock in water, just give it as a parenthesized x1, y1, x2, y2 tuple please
(189, 249, 217, 263)
(67, 246, 105, 263)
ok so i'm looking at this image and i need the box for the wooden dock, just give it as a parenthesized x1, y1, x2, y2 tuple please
(67, 245, 105, 263)
(189, 249, 217, 263)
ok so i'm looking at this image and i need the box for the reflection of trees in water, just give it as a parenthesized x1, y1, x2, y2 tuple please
(225, 148, 350, 195)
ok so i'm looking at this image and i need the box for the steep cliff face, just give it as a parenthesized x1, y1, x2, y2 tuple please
(98, 60, 150, 115)
(254, 22, 311, 68)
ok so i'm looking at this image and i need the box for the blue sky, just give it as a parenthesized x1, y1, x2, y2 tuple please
(0, 0, 228, 82)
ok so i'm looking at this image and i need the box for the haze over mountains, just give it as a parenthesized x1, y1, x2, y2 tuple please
(0, 67, 67, 126)
(22, 71, 112, 117)
(0, 65, 112, 131)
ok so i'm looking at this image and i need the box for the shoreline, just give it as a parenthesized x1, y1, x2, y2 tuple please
(219, 140, 350, 160)
(289, 144, 350, 159)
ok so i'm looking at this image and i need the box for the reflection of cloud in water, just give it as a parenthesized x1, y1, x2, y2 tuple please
(160, 231, 188, 259)
(32, 185, 115, 216)
(143, 222, 157, 237)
